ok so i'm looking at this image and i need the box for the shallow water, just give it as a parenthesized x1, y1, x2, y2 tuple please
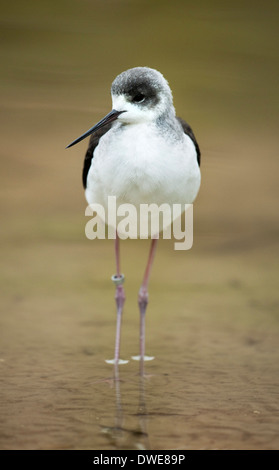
(1, 239, 279, 449)
(1, 0, 279, 450)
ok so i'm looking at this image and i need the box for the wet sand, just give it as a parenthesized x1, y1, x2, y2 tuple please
(1, 0, 279, 450)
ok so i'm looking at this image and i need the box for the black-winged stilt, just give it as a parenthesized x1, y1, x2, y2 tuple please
(66, 67, 201, 367)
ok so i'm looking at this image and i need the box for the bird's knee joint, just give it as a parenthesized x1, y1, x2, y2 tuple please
(115, 286, 126, 310)
(138, 287, 148, 306)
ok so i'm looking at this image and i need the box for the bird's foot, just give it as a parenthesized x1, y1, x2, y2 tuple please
(105, 359, 129, 365)
(131, 355, 155, 361)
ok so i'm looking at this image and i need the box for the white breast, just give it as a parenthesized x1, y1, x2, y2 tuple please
(85, 122, 200, 236)
(86, 123, 199, 200)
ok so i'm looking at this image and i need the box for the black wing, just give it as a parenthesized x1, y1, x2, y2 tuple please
(176, 117, 201, 167)
(82, 122, 113, 189)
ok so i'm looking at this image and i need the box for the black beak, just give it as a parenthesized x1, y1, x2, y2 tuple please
(66, 109, 126, 149)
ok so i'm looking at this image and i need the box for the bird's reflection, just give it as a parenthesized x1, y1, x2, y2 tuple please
(101, 361, 151, 449)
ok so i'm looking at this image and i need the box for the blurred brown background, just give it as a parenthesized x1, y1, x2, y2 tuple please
(1, 0, 278, 450)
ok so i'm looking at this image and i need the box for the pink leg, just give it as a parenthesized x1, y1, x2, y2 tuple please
(133, 238, 158, 369)
(106, 232, 128, 365)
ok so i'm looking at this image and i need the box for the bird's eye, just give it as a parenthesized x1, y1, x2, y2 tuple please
(132, 93, 145, 103)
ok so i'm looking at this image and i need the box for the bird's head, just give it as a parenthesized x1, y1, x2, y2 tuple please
(66, 67, 174, 149)
(111, 66, 174, 124)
